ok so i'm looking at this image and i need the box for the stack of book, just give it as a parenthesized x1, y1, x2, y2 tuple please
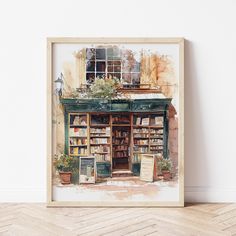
(72, 115, 87, 125)
(133, 128, 149, 134)
(150, 138, 163, 145)
(94, 154, 110, 162)
(135, 116, 150, 126)
(69, 138, 87, 145)
(90, 127, 110, 136)
(69, 127, 87, 137)
(134, 139, 149, 145)
(90, 137, 109, 144)
(91, 145, 110, 153)
(70, 147, 87, 155)
(133, 146, 149, 153)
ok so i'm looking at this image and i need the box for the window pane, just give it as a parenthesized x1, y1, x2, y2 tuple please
(113, 60, 121, 66)
(113, 73, 121, 79)
(108, 73, 120, 79)
(131, 73, 140, 84)
(122, 73, 131, 84)
(107, 73, 113, 79)
(132, 63, 140, 72)
(107, 60, 113, 66)
(86, 61, 95, 71)
(96, 48, 106, 60)
(96, 61, 106, 72)
(112, 47, 121, 59)
(122, 66, 131, 73)
(107, 47, 121, 60)
(107, 66, 113, 72)
(86, 48, 95, 60)
(107, 48, 113, 60)
(122, 60, 132, 72)
(86, 73, 95, 83)
(114, 65, 121, 72)
(96, 73, 105, 79)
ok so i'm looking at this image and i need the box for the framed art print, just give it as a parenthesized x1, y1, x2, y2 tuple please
(47, 38, 184, 207)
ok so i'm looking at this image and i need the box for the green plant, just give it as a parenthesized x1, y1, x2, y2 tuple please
(158, 158, 172, 171)
(54, 154, 76, 172)
(88, 77, 122, 99)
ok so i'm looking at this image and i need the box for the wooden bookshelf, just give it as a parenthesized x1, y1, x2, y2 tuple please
(132, 114, 164, 163)
(90, 114, 111, 163)
(68, 113, 89, 156)
(67, 112, 165, 176)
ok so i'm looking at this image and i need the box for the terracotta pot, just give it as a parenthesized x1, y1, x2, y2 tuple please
(162, 171, 171, 181)
(59, 172, 72, 184)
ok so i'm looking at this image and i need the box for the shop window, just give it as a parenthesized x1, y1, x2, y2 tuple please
(85, 47, 140, 86)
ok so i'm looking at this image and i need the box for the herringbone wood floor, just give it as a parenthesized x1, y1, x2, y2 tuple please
(0, 204, 236, 235)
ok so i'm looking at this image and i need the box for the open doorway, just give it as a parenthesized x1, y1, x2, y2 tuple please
(112, 114, 131, 170)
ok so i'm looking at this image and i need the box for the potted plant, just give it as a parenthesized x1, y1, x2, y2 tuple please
(158, 158, 172, 181)
(54, 154, 76, 184)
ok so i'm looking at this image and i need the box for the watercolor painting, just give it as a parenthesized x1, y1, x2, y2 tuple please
(48, 38, 184, 206)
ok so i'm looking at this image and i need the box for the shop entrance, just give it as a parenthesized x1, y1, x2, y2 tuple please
(112, 114, 131, 170)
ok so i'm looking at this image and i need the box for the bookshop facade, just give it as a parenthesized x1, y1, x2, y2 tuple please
(60, 97, 171, 177)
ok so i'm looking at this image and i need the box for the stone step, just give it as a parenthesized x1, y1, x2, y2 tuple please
(112, 169, 133, 177)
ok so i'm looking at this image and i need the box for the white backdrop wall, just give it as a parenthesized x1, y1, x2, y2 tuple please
(0, 0, 235, 202)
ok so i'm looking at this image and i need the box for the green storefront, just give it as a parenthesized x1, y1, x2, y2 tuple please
(60, 98, 171, 177)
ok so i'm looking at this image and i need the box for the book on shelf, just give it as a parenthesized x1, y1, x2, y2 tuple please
(112, 137, 129, 145)
(141, 117, 149, 126)
(136, 117, 141, 125)
(70, 147, 87, 155)
(150, 134, 163, 139)
(150, 139, 163, 145)
(134, 139, 149, 145)
(91, 145, 110, 153)
(70, 138, 87, 145)
(73, 116, 80, 125)
(112, 115, 130, 124)
(133, 128, 149, 134)
(113, 145, 129, 151)
(150, 146, 163, 151)
(133, 153, 142, 163)
(112, 130, 129, 137)
(155, 116, 163, 126)
(90, 137, 109, 144)
(69, 127, 87, 136)
(93, 154, 110, 162)
(72, 115, 87, 125)
(113, 151, 129, 158)
(134, 133, 149, 138)
(150, 128, 163, 134)
(133, 146, 149, 153)
(90, 127, 110, 136)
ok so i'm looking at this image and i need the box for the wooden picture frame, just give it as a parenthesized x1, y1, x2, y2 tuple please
(47, 38, 184, 207)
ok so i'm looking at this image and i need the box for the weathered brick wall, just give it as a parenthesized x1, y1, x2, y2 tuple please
(168, 104, 178, 177)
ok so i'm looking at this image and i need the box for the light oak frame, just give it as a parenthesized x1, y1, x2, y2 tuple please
(47, 38, 184, 207)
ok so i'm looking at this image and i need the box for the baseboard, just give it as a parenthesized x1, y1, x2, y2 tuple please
(185, 186, 236, 202)
(0, 187, 235, 202)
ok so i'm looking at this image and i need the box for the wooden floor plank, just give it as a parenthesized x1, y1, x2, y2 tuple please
(0, 203, 235, 236)
(74, 209, 147, 234)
